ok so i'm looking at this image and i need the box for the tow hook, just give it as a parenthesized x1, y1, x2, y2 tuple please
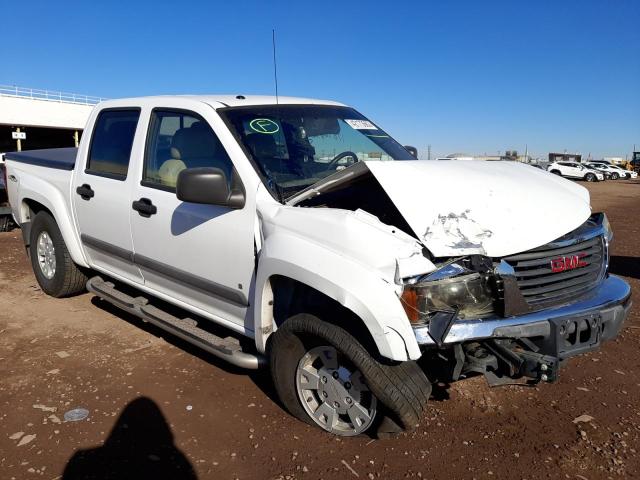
(466, 340, 559, 387)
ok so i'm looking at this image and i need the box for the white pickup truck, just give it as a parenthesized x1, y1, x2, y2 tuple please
(4, 96, 631, 436)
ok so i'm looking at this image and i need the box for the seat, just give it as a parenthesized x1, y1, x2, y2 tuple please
(158, 122, 230, 187)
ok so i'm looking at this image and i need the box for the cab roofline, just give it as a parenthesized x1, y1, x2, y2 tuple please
(96, 95, 346, 109)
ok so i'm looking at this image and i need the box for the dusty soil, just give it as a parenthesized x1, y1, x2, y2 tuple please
(0, 180, 639, 480)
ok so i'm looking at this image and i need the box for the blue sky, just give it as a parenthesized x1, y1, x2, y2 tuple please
(2, 0, 638, 158)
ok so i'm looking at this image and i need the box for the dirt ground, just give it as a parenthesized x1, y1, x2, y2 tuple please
(1, 180, 639, 480)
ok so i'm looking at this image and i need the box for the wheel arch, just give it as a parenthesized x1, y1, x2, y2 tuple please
(20, 196, 88, 268)
(265, 275, 382, 356)
(253, 233, 421, 362)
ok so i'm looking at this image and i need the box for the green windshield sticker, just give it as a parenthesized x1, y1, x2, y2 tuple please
(249, 118, 280, 134)
(366, 134, 390, 138)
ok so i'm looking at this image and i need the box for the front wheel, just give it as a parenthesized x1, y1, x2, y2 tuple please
(29, 211, 88, 297)
(585, 173, 596, 182)
(269, 314, 431, 436)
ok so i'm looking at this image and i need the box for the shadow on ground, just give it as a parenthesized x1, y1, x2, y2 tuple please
(62, 397, 197, 480)
(610, 255, 640, 280)
(90, 296, 281, 409)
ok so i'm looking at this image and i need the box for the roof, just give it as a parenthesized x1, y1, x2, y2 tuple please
(98, 94, 346, 109)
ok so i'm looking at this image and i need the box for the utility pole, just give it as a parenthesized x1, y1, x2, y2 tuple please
(427, 144, 431, 160)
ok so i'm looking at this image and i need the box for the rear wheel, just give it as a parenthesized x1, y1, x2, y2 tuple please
(270, 313, 431, 436)
(610, 172, 619, 180)
(29, 211, 87, 297)
(585, 173, 596, 182)
(550, 169, 561, 175)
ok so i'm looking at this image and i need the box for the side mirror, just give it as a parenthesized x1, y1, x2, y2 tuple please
(176, 167, 245, 209)
(404, 145, 418, 159)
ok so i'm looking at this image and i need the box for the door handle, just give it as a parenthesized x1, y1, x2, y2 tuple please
(76, 184, 94, 200)
(132, 198, 157, 217)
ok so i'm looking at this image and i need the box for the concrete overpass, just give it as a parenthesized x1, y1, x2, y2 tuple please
(0, 85, 104, 153)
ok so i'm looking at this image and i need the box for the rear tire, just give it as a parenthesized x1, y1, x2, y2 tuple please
(585, 173, 596, 182)
(610, 172, 619, 180)
(29, 211, 87, 297)
(550, 169, 561, 175)
(270, 313, 431, 436)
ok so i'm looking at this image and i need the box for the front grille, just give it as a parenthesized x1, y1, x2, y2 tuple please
(503, 235, 605, 308)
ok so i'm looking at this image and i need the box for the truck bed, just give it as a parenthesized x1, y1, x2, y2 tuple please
(4, 148, 77, 171)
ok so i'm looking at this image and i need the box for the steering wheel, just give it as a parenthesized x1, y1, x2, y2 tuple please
(328, 151, 359, 168)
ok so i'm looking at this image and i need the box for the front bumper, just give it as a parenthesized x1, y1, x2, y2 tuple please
(413, 275, 631, 347)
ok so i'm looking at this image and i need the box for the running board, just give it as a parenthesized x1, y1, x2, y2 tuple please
(86, 276, 265, 369)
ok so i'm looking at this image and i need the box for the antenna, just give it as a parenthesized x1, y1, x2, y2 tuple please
(272, 29, 279, 104)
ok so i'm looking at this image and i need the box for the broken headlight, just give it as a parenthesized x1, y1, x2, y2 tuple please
(400, 260, 495, 325)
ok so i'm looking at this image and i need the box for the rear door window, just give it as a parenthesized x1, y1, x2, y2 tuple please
(87, 109, 140, 179)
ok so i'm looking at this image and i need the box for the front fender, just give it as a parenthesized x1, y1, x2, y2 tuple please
(253, 232, 421, 361)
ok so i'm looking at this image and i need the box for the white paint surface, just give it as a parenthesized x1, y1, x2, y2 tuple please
(366, 160, 592, 257)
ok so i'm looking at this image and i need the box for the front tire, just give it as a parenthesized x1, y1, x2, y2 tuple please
(270, 314, 431, 436)
(29, 211, 87, 297)
(585, 173, 596, 182)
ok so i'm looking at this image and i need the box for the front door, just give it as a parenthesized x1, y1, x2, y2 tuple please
(129, 106, 256, 332)
(72, 108, 143, 284)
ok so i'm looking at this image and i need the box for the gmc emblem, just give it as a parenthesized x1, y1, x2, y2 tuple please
(550, 253, 588, 273)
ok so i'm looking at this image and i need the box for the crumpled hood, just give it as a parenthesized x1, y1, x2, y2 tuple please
(365, 160, 592, 258)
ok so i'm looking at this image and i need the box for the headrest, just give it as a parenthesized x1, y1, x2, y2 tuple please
(245, 133, 277, 158)
(170, 122, 219, 160)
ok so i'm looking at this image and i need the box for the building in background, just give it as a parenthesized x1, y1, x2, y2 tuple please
(0, 85, 102, 154)
(549, 152, 582, 163)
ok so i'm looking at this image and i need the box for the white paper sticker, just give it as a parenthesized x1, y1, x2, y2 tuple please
(344, 119, 377, 130)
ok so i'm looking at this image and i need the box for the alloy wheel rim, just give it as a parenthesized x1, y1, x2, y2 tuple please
(36, 231, 56, 279)
(296, 345, 376, 436)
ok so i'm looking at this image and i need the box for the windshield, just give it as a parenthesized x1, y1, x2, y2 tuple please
(219, 105, 413, 199)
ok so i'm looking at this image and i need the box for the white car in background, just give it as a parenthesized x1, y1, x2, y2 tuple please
(588, 161, 637, 180)
(602, 164, 636, 180)
(547, 161, 604, 182)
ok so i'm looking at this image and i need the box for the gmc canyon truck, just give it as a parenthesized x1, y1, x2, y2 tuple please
(4, 96, 631, 437)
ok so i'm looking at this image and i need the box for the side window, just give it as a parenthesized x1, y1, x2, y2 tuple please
(87, 109, 140, 179)
(143, 110, 234, 190)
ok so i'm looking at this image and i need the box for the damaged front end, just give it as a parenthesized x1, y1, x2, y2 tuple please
(402, 213, 631, 386)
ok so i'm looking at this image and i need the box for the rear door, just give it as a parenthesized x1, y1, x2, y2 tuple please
(129, 104, 256, 331)
(72, 108, 144, 284)
(560, 162, 579, 178)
